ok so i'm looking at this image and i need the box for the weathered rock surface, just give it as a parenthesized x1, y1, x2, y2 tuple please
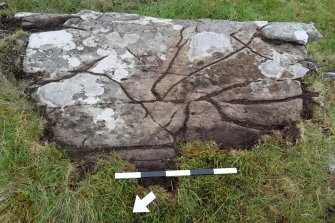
(260, 22, 322, 44)
(17, 10, 322, 169)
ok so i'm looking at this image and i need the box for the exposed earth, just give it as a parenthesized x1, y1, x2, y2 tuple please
(15, 10, 322, 169)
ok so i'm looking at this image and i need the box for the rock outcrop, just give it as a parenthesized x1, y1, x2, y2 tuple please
(16, 10, 322, 169)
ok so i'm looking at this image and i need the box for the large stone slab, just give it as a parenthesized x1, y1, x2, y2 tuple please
(16, 10, 322, 168)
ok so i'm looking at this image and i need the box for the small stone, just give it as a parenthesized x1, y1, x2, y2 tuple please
(330, 157, 335, 174)
(15, 13, 79, 30)
(0, 2, 8, 9)
(303, 58, 320, 71)
(325, 72, 335, 80)
(261, 22, 323, 44)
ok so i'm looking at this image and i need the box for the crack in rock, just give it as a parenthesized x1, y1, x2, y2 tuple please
(18, 10, 323, 168)
(151, 27, 187, 100)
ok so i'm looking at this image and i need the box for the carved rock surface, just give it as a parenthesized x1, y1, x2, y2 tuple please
(17, 10, 322, 168)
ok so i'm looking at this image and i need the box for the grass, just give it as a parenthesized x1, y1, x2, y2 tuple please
(1, 0, 335, 222)
(0, 30, 26, 79)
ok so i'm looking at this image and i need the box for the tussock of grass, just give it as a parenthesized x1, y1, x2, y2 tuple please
(1, 0, 335, 222)
(0, 30, 27, 79)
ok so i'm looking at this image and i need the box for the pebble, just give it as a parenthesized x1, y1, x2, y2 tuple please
(330, 157, 335, 174)
(0, 2, 8, 9)
(325, 72, 335, 80)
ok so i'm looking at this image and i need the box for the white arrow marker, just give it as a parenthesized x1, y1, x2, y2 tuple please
(133, 192, 156, 213)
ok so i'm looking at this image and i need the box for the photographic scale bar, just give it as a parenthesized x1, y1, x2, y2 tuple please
(115, 168, 237, 179)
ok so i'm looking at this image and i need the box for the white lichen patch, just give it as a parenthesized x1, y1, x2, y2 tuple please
(83, 36, 97, 47)
(79, 10, 103, 20)
(294, 30, 309, 44)
(120, 50, 134, 60)
(89, 53, 118, 74)
(87, 107, 126, 131)
(160, 54, 167, 60)
(89, 50, 135, 81)
(258, 59, 285, 79)
(97, 48, 114, 57)
(26, 48, 37, 55)
(259, 51, 309, 79)
(100, 28, 110, 33)
(35, 73, 104, 108)
(254, 21, 268, 28)
(104, 32, 139, 48)
(28, 30, 76, 51)
(188, 31, 233, 62)
(68, 57, 81, 68)
(62, 55, 81, 68)
(173, 24, 183, 30)
(289, 63, 309, 78)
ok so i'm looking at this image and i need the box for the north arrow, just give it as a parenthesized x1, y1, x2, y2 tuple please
(133, 192, 156, 213)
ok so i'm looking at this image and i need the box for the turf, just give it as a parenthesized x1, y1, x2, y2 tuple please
(1, 0, 335, 222)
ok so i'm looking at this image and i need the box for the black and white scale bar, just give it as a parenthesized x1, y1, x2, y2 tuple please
(115, 168, 237, 179)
